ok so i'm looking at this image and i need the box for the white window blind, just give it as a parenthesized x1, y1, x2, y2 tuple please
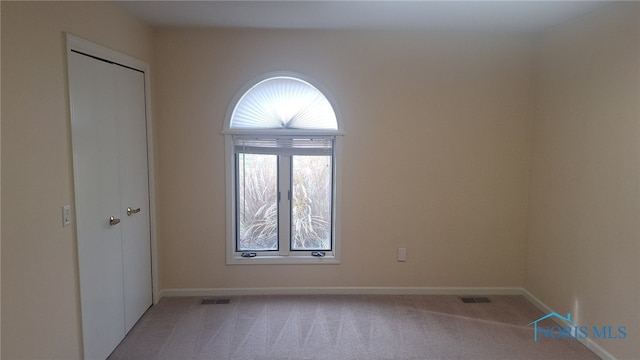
(233, 136, 334, 156)
(230, 77, 338, 130)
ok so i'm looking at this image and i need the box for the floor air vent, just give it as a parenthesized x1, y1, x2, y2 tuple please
(460, 297, 490, 303)
(201, 298, 231, 305)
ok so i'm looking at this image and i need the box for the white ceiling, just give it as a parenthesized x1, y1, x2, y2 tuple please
(116, 1, 612, 33)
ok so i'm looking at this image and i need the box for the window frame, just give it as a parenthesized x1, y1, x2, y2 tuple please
(222, 72, 343, 265)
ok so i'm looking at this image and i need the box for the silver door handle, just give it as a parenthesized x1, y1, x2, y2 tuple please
(109, 216, 121, 226)
(127, 207, 141, 216)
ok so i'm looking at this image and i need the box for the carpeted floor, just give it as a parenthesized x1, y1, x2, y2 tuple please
(108, 295, 600, 360)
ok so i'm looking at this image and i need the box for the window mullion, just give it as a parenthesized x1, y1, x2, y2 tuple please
(278, 155, 291, 255)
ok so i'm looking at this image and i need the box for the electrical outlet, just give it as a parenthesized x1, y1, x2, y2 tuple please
(397, 247, 407, 262)
(62, 205, 71, 226)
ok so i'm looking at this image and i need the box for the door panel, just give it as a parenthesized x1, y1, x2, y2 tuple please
(69, 51, 126, 360)
(114, 64, 153, 332)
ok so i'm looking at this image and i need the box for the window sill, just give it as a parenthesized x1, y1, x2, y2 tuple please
(226, 255, 340, 265)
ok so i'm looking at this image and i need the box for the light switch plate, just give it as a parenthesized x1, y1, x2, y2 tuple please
(397, 247, 407, 262)
(62, 205, 71, 226)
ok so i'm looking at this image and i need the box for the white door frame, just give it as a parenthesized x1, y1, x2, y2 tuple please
(66, 33, 159, 305)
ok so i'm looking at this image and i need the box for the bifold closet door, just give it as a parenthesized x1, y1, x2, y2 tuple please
(69, 50, 152, 360)
(113, 57, 153, 333)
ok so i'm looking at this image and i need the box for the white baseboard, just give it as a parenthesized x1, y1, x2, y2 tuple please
(159, 286, 523, 298)
(521, 289, 616, 360)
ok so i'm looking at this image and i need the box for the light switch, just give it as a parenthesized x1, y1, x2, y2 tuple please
(62, 205, 71, 226)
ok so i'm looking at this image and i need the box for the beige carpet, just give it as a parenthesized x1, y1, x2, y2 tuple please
(108, 295, 600, 360)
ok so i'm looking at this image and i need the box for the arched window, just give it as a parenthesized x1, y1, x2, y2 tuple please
(223, 73, 342, 264)
(229, 76, 338, 130)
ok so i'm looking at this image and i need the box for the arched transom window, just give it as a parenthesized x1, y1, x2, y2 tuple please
(224, 73, 342, 264)
(230, 76, 338, 130)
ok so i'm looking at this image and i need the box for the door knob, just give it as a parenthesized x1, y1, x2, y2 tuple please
(127, 207, 141, 216)
(109, 216, 121, 226)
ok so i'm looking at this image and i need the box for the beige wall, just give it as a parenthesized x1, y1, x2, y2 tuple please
(0, 2, 2, 354)
(5, 1, 637, 359)
(526, 3, 640, 359)
(154, 28, 534, 290)
(1, 2, 153, 359)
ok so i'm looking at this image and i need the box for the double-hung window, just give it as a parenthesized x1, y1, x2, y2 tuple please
(223, 73, 342, 264)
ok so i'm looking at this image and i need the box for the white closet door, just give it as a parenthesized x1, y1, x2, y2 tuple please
(113, 63, 153, 332)
(69, 51, 126, 360)
(69, 50, 152, 360)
